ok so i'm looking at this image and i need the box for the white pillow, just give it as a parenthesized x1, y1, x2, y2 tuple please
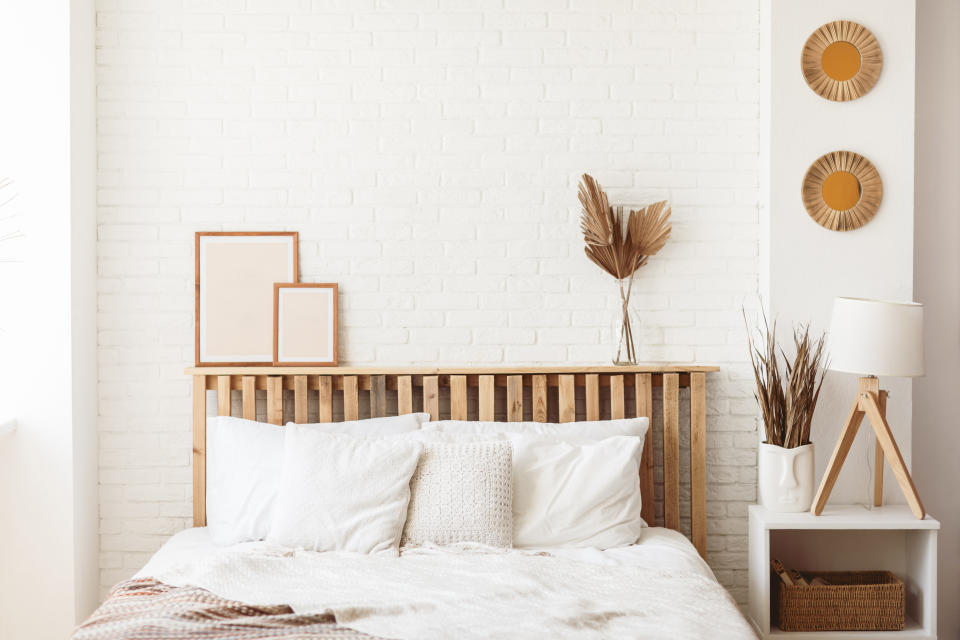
(267, 428, 423, 555)
(424, 417, 649, 440)
(401, 441, 513, 548)
(410, 428, 646, 549)
(206, 413, 428, 546)
(509, 434, 644, 549)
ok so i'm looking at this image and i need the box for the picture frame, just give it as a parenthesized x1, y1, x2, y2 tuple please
(195, 231, 298, 366)
(273, 283, 339, 367)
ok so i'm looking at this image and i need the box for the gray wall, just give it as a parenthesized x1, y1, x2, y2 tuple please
(914, 0, 960, 637)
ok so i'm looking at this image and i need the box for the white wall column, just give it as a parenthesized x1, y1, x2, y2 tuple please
(0, 0, 98, 637)
(762, 0, 916, 504)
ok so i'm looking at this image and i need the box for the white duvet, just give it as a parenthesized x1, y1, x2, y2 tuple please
(142, 527, 757, 640)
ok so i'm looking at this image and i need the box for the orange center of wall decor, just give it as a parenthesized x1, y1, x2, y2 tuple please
(821, 41, 861, 82)
(821, 171, 862, 211)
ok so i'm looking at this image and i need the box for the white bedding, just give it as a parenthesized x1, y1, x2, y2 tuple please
(138, 526, 712, 579)
(138, 527, 754, 639)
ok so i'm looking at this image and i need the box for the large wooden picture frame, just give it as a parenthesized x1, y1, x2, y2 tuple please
(273, 283, 339, 367)
(195, 232, 298, 366)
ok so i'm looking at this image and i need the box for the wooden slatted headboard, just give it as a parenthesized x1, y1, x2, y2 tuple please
(185, 365, 718, 557)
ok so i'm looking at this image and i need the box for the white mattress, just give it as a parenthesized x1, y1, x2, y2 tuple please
(137, 525, 716, 582)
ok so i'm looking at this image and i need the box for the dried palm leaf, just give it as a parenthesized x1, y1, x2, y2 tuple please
(628, 200, 671, 258)
(578, 174, 614, 248)
(579, 175, 671, 281)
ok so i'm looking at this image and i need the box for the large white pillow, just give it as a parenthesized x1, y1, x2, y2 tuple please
(424, 417, 649, 440)
(410, 428, 646, 549)
(206, 413, 428, 546)
(401, 440, 513, 548)
(508, 434, 644, 549)
(267, 427, 422, 556)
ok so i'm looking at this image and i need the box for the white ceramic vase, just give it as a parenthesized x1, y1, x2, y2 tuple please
(758, 442, 815, 512)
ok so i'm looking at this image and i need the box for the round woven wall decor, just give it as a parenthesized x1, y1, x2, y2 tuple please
(802, 20, 882, 102)
(802, 151, 882, 231)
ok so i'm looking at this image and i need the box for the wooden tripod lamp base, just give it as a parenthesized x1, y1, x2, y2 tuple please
(811, 376, 925, 519)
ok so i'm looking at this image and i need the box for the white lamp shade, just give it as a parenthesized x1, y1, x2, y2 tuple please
(828, 297, 924, 377)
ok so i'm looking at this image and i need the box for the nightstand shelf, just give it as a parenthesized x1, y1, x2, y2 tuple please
(749, 505, 939, 640)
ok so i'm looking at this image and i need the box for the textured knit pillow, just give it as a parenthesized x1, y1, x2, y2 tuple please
(401, 440, 513, 548)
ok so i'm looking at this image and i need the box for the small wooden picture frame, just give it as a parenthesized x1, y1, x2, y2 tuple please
(195, 232, 298, 366)
(273, 283, 338, 367)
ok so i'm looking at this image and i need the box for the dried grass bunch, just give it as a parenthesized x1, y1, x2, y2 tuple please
(744, 310, 829, 448)
(579, 174, 671, 364)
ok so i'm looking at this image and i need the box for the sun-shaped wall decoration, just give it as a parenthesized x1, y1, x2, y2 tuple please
(802, 151, 882, 231)
(802, 20, 882, 102)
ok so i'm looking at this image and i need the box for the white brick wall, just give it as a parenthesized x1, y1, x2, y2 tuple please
(96, 0, 760, 603)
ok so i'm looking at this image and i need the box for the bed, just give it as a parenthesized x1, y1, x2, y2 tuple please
(74, 367, 757, 639)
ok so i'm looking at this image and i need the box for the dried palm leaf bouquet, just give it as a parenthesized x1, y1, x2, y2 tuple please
(579, 174, 671, 365)
(744, 310, 829, 448)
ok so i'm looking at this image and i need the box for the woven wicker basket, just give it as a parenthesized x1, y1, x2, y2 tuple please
(774, 570, 905, 632)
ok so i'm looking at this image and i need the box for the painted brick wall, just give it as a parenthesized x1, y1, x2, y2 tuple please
(96, 0, 760, 602)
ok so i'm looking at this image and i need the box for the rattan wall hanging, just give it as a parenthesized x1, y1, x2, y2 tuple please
(802, 151, 882, 231)
(802, 20, 882, 102)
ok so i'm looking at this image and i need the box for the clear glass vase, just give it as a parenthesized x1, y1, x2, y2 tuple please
(612, 274, 639, 366)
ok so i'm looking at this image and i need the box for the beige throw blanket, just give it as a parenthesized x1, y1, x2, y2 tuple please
(154, 544, 757, 639)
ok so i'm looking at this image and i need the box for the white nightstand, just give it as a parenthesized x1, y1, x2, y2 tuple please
(748, 504, 939, 639)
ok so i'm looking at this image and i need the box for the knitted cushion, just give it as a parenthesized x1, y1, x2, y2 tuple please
(401, 441, 513, 548)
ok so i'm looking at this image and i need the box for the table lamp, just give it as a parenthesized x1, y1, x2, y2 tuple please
(811, 297, 926, 518)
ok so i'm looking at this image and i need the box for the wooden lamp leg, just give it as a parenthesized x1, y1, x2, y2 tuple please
(811, 395, 866, 515)
(860, 391, 925, 519)
(812, 375, 924, 519)
(873, 390, 888, 507)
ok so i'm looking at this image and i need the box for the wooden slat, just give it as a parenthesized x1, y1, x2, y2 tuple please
(202, 370, 694, 390)
(267, 376, 283, 426)
(558, 374, 576, 423)
(241, 376, 256, 420)
(397, 375, 413, 415)
(478, 375, 495, 421)
(450, 375, 468, 420)
(507, 375, 523, 422)
(610, 374, 624, 419)
(585, 374, 600, 421)
(343, 375, 359, 422)
(423, 375, 439, 420)
(294, 375, 308, 424)
(187, 365, 721, 376)
(192, 375, 207, 526)
(663, 373, 680, 530)
(318, 376, 333, 422)
(690, 372, 707, 557)
(217, 375, 231, 416)
(370, 375, 387, 418)
(636, 373, 654, 525)
(532, 374, 547, 422)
